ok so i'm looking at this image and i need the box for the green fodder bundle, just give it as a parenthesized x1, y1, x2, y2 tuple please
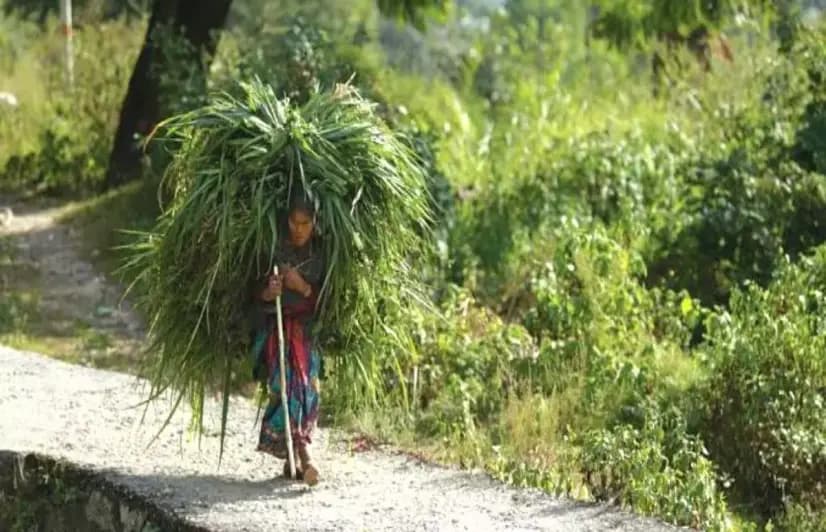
(122, 79, 431, 458)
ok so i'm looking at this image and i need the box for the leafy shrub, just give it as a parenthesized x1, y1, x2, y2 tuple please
(448, 214, 704, 454)
(151, 23, 212, 118)
(521, 220, 648, 339)
(216, 15, 377, 106)
(0, 17, 142, 195)
(450, 217, 723, 525)
(771, 503, 826, 532)
(581, 406, 730, 530)
(412, 286, 536, 436)
(790, 26, 826, 175)
(453, 129, 697, 296)
(512, 221, 705, 425)
(461, 215, 702, 360)
(648, 29, 826, 305)
(703, 246, 826, 512)
(456, 28, 826, 311)
(649, 131, 826, 303)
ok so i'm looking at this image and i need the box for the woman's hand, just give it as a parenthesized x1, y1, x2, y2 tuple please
(282, 267, 312, 298)
(260, 274, 283, 302)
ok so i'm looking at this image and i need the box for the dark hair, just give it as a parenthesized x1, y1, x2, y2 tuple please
(288, 185, 316, 216)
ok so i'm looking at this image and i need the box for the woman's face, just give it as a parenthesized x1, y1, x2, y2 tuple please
(288, 208, 314, 247)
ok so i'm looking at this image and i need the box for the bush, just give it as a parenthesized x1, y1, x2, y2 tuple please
(456, 28, 826, 311)
(581, 406, 730, 530)
(0, 16, 142, 195)
(451, 127, 701, 301)
(411, 286, 536, 436)
(790, 27, 826, 176)
(771, 503, 826, 532)
(648, 29, 826, 305)
(650, 150, 826, 306)
(215, 15, 379, 106)
(703, 245, 826, 512)
(449, 216, 705, 425)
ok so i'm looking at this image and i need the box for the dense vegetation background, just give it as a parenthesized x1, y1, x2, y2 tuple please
(1, 0, 825, 529)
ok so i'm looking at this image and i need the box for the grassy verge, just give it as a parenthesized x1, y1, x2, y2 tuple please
(0, 181, 160, 373)
(56, 179, 161, 278)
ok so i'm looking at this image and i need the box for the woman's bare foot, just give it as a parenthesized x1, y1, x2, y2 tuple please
(303, 463, 319, 486)
(298, 445, 319, 486)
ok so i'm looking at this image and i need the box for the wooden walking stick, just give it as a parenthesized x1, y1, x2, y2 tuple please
(274, 265, 297, 479)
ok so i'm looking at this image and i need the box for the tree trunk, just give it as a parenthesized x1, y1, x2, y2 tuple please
(104, 0, 233, 190)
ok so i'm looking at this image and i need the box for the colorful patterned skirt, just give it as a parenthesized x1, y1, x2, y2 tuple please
(252, 304, 321, 459)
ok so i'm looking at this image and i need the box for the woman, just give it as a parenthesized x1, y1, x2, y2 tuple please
(250, 193, 324, 485)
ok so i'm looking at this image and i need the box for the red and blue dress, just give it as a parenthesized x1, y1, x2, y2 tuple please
(250, 241, 324, 458)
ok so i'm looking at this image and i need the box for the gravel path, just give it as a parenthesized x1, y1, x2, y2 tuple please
(0, 345, 676, 532)
(0, 199, 144, 362)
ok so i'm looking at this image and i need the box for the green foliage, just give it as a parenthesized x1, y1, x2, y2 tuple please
(2, 0, 149, 24)
(792, 27, 826, 174)
(376, 0, 450, 30)
(411, 286, 536, 436)
(152, 23, 213, 118)
(436, 25, 826, 525)
(500, 220, 705, 431)
(581, 406, 730, 529)
(455, 130, 691, 291)
(589, 0, 773, 49)
(457, 27, 826, 309)
(220, 16, 371, 106)
(651, 156, 826, 305)
(703, 246, 826, 512)
(648, 28, 826, 304)
(4, 1, 826, 530)
(771, 503, 826, 532)
(466, 1, 591, 105)
(0, 16, 142, 195)
(410, 217, 719, 525)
